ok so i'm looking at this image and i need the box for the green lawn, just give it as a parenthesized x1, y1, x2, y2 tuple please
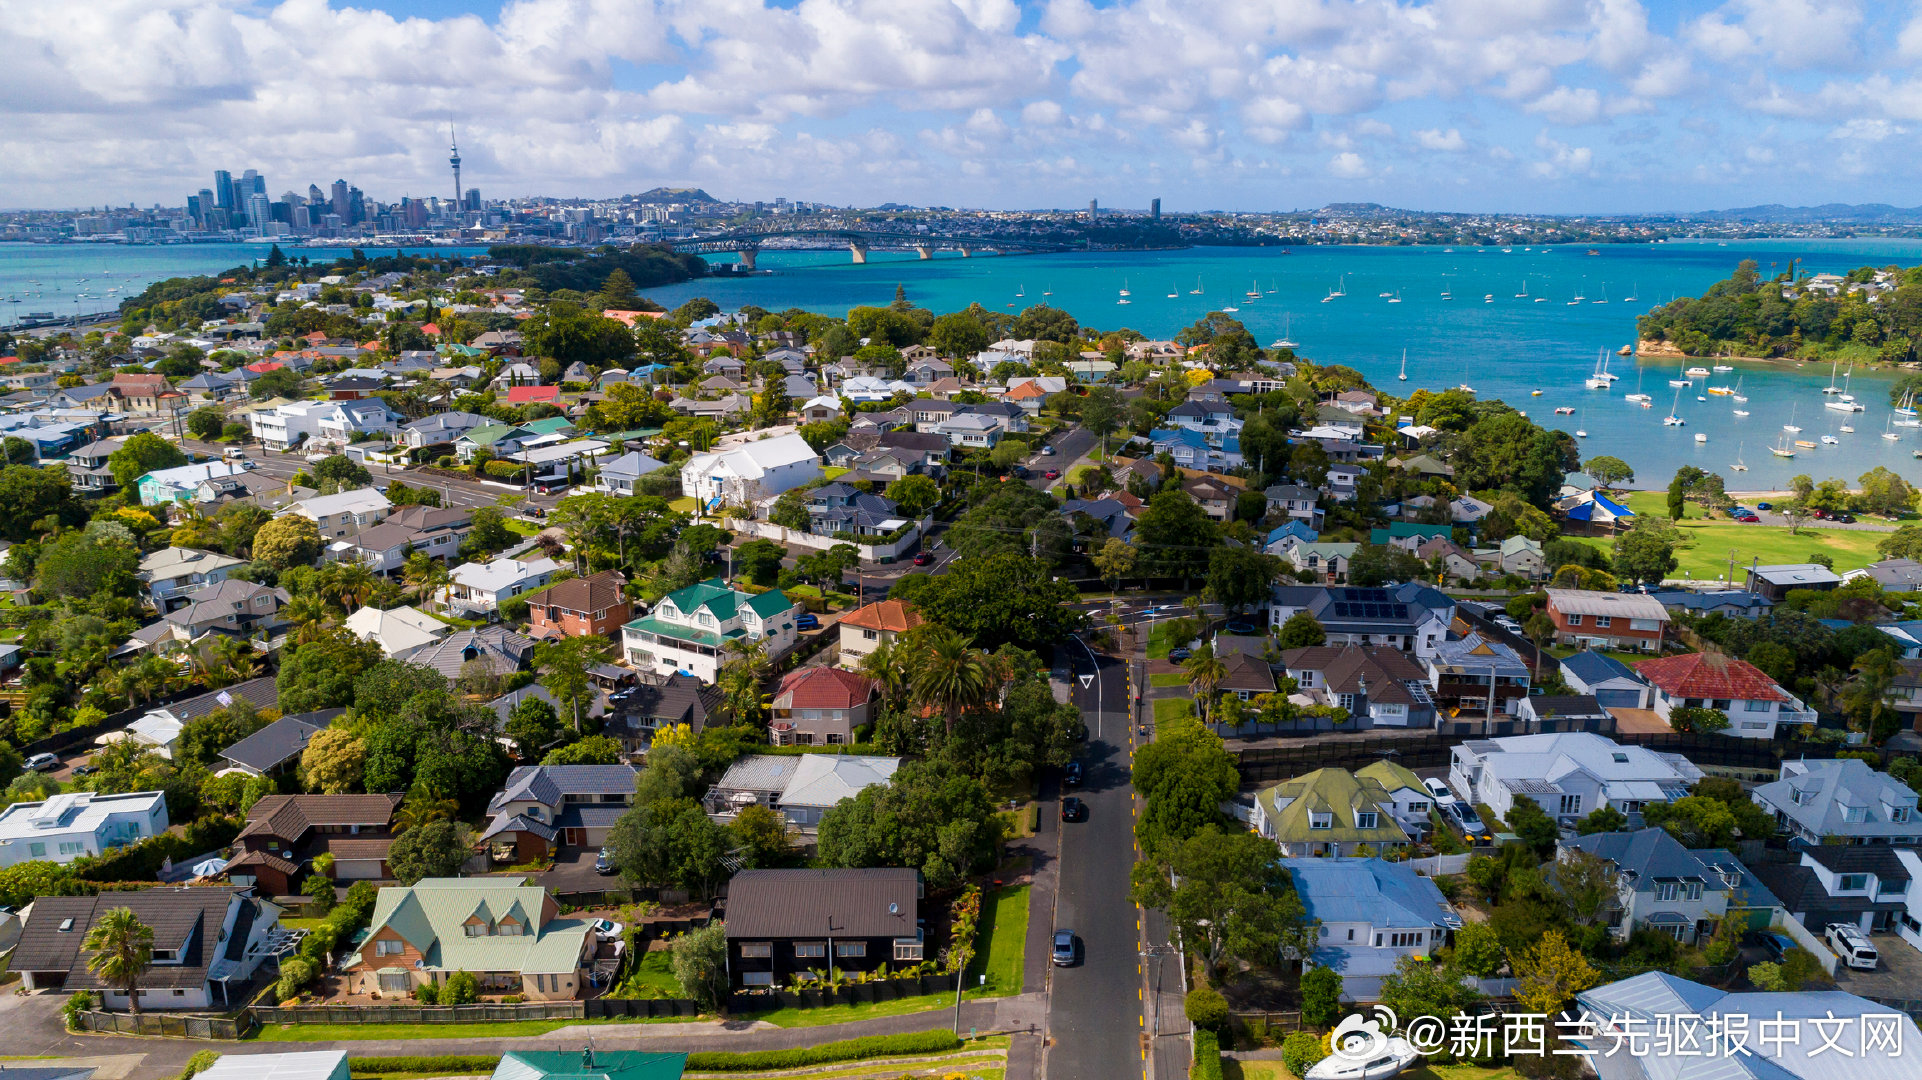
(1147, 620, 1190, 660)
(611, 948, 680, 998)
(255, 1019, 588, 1042)
(1575, 490, 1887, 582)
(504, 518, 540, 537)
(1153, 697, 1195, 729)
(966, 885, 1030, 997)
(668, 496, 698, 514)
(732, 993, 955, 1029)
(1149, 672, 1188, 688)
(823, 466, 850, 480)
(275, 917, 329, 932)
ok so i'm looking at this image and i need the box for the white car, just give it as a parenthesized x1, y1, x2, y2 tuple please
(1422, 777, 1459, 805)
(588, 918, 625, 942)
(1826, 923, 1879, 970)
(24, 752, 58, 772)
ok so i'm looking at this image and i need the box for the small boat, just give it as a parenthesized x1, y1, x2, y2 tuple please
(1841, 423, 1855, 432)
(1732, 376, 1748, 403)
(1771, 437, 1796, 458)
(1796, 440, 1817, 448)
(1303, 1038, 1422, 1080)
(1189, 277, 1203, 295)
(1017, 285, 1026, 298)
(1439, 290, 1451, 300)
(1515, 281, 1529, 299)
(1386, 291, 1402, 304)
(1626, 394, 1652, 404)
(1220, 305, 1238, 313)
(1895, 390, 1918, 417)
(1733, 409, 1750, 416)
(1685, 366, 1711, 377)
(1664, 386, 1686, 425)
(1271, 316, 1298, 350)
(1246, 281, 1262, 300)
(1669, 379, 1690, 388)
(1593, 284, 1609, 304)
(1783, 404, 1801, 433)
(1456, 384, 1477, 394)
(1825, 398, 1864, 413)
(1118, 280, 1130, 297)
(1554, 406, 1575, 414)
(1576, 409, 1587, 438)
(1398, 350, 1408, 382)
(1695, 433, 1708, 443)
(1624, 283, 1639, 301)
(1706, 385, 1732, 396)
(1167, 285, 1179, 298)
(1482, 294, 1493, 303)
(1532, 389, 1543, 396)
(1043, 284, 1053, 295)
(1731, 443, 1748, 471)
(1885, 415, 1901, 442)
(1696, 395, 1707, 402)
(1713, 364, 1733, 372)
(1822, 360, 1842, 395)
(1822, 435, 1839, 445)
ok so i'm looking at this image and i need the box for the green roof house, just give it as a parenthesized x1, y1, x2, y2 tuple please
(622, 578, 801, 684)
(1253, 768, 1413, 857)
(493, 1051, 684, 1080)
(344, 878, 595, 1000)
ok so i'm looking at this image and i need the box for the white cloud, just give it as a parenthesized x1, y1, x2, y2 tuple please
(1526, 86, 1603, 124)
(1687, 0, 1863, 70)
(1328, 151, 1369, 178)
(1529, 132, 1595, 179)
(1415, 128, 1467, 152)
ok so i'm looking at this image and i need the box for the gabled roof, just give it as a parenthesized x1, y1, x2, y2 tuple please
(1634, 651, 1788, 703)
(352, 878, 588, 976)
(1753, 758, 1922, 839)
(12, 887, 258, 990)
(1255, 768, 1411, 845)
(1749, 563, 1844, 587)
(489, 764, 637, 813)
(777, 754, 900, 808)
(1562, 828, 1720, 893)
(237, 793, 401, 842)
(1559, 649, 1643, 686)
(395, 624, 534, 678)
(775, 666, 877, 710)
(724, 868, 919, 939)
(524, 570, 628, 615)
(219, 712, 341, 772)
(493, 1051, 686, 1080)
(1281, 857, 1460, 930)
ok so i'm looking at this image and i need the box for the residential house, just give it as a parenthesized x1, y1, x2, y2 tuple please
(1572, 972, 1921, 1080)
(668, 393, 751, 421)
(1560, 829, 1737, 944)
(11, 887, 279, 1007)
(725, 868, 923, 988)
(344, 878, 597, 999)
(1150, 427, 1243, 471)
(523, 570, 631, 640)
(798, 396, 843, 424)
(225, 793, 402, 896)
(1269, 583, 1456, 659)
(876, 430, 950, 472)
(1560, 651, 1652, 709)
(1251, 768, 1413, 857)
(770, 666, 877, 746)
(1450, 732, 1704, 827)
(837, 599, 923, 668)
(109, 373, 186, 415)
(1752, 845, 1912, 935)
(1182, 475, 1237, 521)
(217, 710, 348, 778)
(508, 438, 612, 488)
(137, 462, 249, 505)
(591, 451, 669, 496)
(1649, 589, 1776, 620)
(1062, 497, 1135, 541)
(1264, 484, 1323, 529)
(126, 678, 280, 758)
(1262, 520, 1320, 556)
(1745, 563, 1843, 601)
(278, 488, 394, 540)
(1283, 542, 1358, 583)
(479, 764, 638, 862)
(194, 472, 313, 513)
(344, 604, 450, 657)
(442, 557, 562, 618)
(805, 484, 906, 537)
(621, 578, 801, 683)
(1370, 523, 1452, 553)
(394, 625, 536, 681)
(399, 411, 489, 449)
(0, 791, 169, 867)
(1354, 761, 1435, 838)
(1516, 694, 1615, 728)
(1844, 558, 1922, 593)
(1476, 536, 1546, 579)
(1285, 857, 1461, 1001)
(1634, 651, 1816, 739)
(681, 433, 821, 510)
(1425, 634, 1530, 719)
(199, 1053, 350, 1080)
(601, 675, 723, 752)
(1281, 645, 1437, 729)
(65, 437, 122, 494)
(1751, 758, 1922, 846)
(326, 505, 471, 575)
(704, 754, 900, 833)
(139, 547, 244, 610)
(153, 579, 289, 639)
(1416, 537, 1483, 583)
(1165, 398, 1243, 440)
(1543, 589, 1669, 652)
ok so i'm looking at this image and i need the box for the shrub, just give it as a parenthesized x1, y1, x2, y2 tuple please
(1300, 965, 1343, 1028)
(683, 1031, 962, 1071)
(483, 460, 523, 479)
(501, 994, 524, 1004)
(62, 989, 96, 1029)
(1184, 985, 1230, 1032)
(1282, 1031, 1327, 1078)
(275, 956, 316, 1002)
(441, 970, 479, 1005)
(1191, 1029, 1223, 1080)
(302, 874, 336, 915)
(348, 1058, 501, 1075)
(180, 1051, 221, 1080)
(414, 983, 439, 1004)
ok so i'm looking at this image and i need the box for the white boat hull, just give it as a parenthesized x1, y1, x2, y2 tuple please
(1303, 1039, 1422, 1080)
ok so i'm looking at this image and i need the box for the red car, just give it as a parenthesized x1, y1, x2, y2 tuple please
(1735, 513, 1760, 523)
(913, 551, 934, 566)
(1044, 469, 1060, 480)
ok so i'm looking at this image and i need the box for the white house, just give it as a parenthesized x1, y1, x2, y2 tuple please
(138, 547, 245, 609)
(344, 604, 450, 657)
(442, 556, 562, 617)
(0, 791, 169, 866)
(399, 410, 489, 449)
(591, 450, 670, 496)
(316, 400, 403, 444)
(137, 462, 250, 506)
(277, 488, 394, 539)
(1285, 857, 1461, 1002)
(1633, 652, 1817, 740)
(1450, 731, 1704, 827)
(1751, 758, 1922, 846)
(621, 577, 801, 683)
(680, 432, 821, 511)
(249, 401, 332, 450)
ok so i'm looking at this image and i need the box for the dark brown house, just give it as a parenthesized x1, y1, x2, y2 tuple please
(725, 868, 924, 988)
(225, 793, 402, 897)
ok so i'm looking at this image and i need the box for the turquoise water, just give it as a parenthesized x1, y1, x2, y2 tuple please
(8, 237, 1922, 489)
(646, 239, 1922, 491)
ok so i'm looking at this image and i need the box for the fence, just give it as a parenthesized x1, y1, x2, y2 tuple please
(251, 1002, 586, 1025)
(75, 1010, 254, 1039)
(1404, 854, 1472, 876)
(725, 515, 932, 563)
(588, 997, 704, 1019)
(726, 973, 953, 1014)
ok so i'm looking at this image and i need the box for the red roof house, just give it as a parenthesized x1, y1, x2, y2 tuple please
(1633, 651, 1805, 738)
(506, 386, 561, 406)
(245, 361, 286, 374)
(770, 667, 877, 747)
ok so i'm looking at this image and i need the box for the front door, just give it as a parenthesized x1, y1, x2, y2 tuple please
(564, 828, 585, 847)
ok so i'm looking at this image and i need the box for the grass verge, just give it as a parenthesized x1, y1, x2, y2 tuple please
(965, 884, 1030, 996)
(1154, 697, 1195, 729)
(254, 1015, 693, 1042)
(1576, 490, 1887, 581)
(1149, 672, 1188, 688)
(730, 995, 953, 1029)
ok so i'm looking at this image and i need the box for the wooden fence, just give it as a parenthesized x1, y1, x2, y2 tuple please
(726, 973, 953, 1014)
(75, 1010, 253, 1039)
(17, 691, 205, 758)
(251, 1002, 586, 1025)
(587, 997, 704, 1019)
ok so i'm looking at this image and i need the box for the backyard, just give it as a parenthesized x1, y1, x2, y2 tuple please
(1571, 490, 1887, 582)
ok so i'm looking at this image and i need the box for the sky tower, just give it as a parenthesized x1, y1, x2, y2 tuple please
(449, 123, 462, 211)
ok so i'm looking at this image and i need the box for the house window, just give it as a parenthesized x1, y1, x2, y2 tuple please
(1658, 923, 1687, 942)
(836, 942, 867, 958)
(1711, 699, 1731, 711)
(1355, 812, 1379, 830)
(1845, 806, 1869, 823)
(57, 841, 84, 856)
(498, 923, 522, 937)
(1594, 616, 1612, 629)
(464, 923, 491, 937)
(1566, 614, 1583, 626)
(1559, 795, 1583, 816)
(863, 629, 878, 641)
(376, 939, 403, 955)
(1655, 881, 1680, 902)
(741, 971, 774, 986)
(1309, 812, 1333, 830)
(378, 972, 410, 992)
(1840, 874, 1869, 892)
(1895, 806, 1913, 823)
(1744, 699, 1772, 712)
(739, 942, 772, 958)
(28, 843, 44, 858)
(1684, 881, 1702, 901)
(794, 942, 826, 958)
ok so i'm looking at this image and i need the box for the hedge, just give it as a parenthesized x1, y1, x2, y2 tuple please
(684, 1031, 963, 1071)
(348, 1057, 501, 1075)
(1191, 1030, 1222, 1080)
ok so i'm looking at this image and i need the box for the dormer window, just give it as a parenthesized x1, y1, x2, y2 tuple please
(1309, 812, 1333, 830)
(1894, 806, 1913, 824)
(1845, 805, 1869, 823)
(1355, 812, 1379, 829)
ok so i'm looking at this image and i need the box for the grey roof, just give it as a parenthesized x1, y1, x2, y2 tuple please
(1753, 758, 1922, 840)
(1559, 649, 1644, 686)
(479, 811, 558, 844)
(394, 624, 534, 678)
(710, 754, 799, 794)
(165, 580, 288, 629)
(12, 887, 256, 989)
(1802, 843, 1912, 882)
(1281, 857, 1461, 930)
(1562, 829, 1716, 893)
(488, 764, 638, 814)
(604, 675, 722, 732)
(218, 710, 342, 771)
(1748, 563, 1844, 587)
(724, 868, 920, 939)
(1649, 589, 1775, 613)
(486, 683, 607, 726)
(167, 677, 280, 722)
(554, 804, 630, 830)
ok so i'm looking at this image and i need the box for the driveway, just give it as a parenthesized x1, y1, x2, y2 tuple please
(1831, 931, 1922, 1001)
(534, 847, 618, 899)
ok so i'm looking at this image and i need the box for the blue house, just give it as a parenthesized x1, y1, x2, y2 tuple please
(1283, 858, 1463, 1002)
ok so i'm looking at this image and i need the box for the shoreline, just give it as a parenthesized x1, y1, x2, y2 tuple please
(1637, 339, 1922, 374)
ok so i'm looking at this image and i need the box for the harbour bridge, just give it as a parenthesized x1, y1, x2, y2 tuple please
(667, 226, 1073, 269)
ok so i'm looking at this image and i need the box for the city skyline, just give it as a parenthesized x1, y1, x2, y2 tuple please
(3, 0, 1921, 214)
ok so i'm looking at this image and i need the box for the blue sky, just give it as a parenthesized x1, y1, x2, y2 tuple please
(3, 0, 1920, 213)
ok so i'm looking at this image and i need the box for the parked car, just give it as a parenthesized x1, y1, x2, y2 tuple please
(1833, 512, 1857, 524)
(1168, 647, 1192, 663)
(71, 763, 97, 777)
(1044, 469, 1060, 480)
(1063, 761, 1083, 787)
(24, 753, 56, 772)
(913, 551, 934, 566)
(1422, 777, 1459, 805)
(1010, 465, 1030, 479)
(1040, 445, 1057, 456)
(1760, 932, 1797, 962)
(589, 918, 625, 941)
(1450, 801, 1488, 836)
(1812, 507, 1832, 520)
(1061, 796, 1086, 821)
(794, 612, 821, 631)
(1052, 929, 1077, 966)
(594, 846, 616, 875)
(1756, 502, 1773, 511)
(1826, 923, 1879, 970)
(1735, 513, 1760, 523)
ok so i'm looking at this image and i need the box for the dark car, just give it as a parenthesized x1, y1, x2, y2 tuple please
(1760, 932, 1797, 962)
(71, 764, 98, 777)
(1833, 512, 1856, 523)
(1756, 502, 1773, 511)
(1168, 647, 1192, 663)
(1063, 761, 1083, 787)
(1061, 796, 1085, 821)
(1010, 465, 1030, 479)
(794, 613, 821, 631)
(594, 847, 616, 875)
(1052, 929, 1077, 966)
(913, 551, 934, 566)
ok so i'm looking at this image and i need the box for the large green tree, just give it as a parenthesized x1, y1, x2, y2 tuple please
(906, 551, 1083, 651)
(815, 758, 1001, 889)
(1132, 716, 1239, 853)
(1133, 489, 1220, 586)
(107, 432, 188, 491)
(1129, 826, 1307, 978)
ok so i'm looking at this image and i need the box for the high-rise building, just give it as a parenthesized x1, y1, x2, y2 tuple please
(292, 204, 312, 230)
(1088, 198, 1098, 218)
(240, 169, 266, 199)
(330, 180, 351, 223)
(186, 194, 204, 228)
(307, 184, 325, 205)
(246, 192, 271, 231)
(464, 188, 480, 211)
(347, 186, 365, 225)
(213, 170, 235, 210)
(449, 125, 463, 210)
(1151, 197, 1161, 221)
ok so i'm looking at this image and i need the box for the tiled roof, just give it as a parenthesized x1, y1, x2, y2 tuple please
(488, 764, 638, 813)
(775, 666, 877, 710)
(237, 793, 402, 843)
(218, 711, 340, 772)
(839, 599, 923, 633)
(1633, 652, 1787, 703)
(525, 570, 627, 615)
(724, 868, 919, 939)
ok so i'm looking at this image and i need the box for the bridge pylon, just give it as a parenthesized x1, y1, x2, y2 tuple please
(958, 246, 972, 258)
(849, 241, 869, 264)
(736, 246, 759, 271)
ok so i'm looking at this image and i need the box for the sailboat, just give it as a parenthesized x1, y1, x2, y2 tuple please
(1624, 282, 1639, 301)
(1713, 363, 1734, 372)
(1483, 294, 1494, 303)
(1885, 414, 1901, 442)
(1664, 385, 1686, 426)
(1167, 284, 1180, 298)
(1826, 368, 1864, 412)
(1398, 350, 1408, 382)
(1593, 284, 1608, 304)
(1625, 367, 1652, 405)
(1271, 316, 1298, 350)
(1731, 443, 1747, 471)
(1783, 403, 1802, 433)
(1732, 376, 1748, 404)
(1586, 350, 1614, 389)
(1576, 409, 1587, 438)
(1770, 435, 1796, 458)
(1119, 280, 1131, 297)
(1386, 290, 1402, 304)
(1190, 277, 1203, 295)
(1043, 284, 1052, 296)
(1515, 280, 1530, 299)
(1822, 360, 1842, 395)
(1567, 284, 1585, 306)
(1896, 389, 1918, 418)
(1246, 281, 1263, 301)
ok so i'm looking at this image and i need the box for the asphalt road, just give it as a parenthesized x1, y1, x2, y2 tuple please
(1048, 637, 1147, 1080)
(1030, 424, 1096, 492)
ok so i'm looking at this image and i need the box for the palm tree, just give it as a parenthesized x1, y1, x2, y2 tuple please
(1182, 643, 1229, 726)
(405, 554, 452, 607)
(395, 786, 459, 832)
(718, 639, 772, 724)
(127, 654, 177, 708)
(83, 908, 154, 1014)
(910, 628, 993, 732)
(283, 593, 331, 643)
(857, 641, 909, 706)
(328, 562, 378, 611)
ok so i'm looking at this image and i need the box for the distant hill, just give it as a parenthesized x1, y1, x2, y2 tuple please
(1687, 203, 1922, 224)
(633, 187, 719, 204)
